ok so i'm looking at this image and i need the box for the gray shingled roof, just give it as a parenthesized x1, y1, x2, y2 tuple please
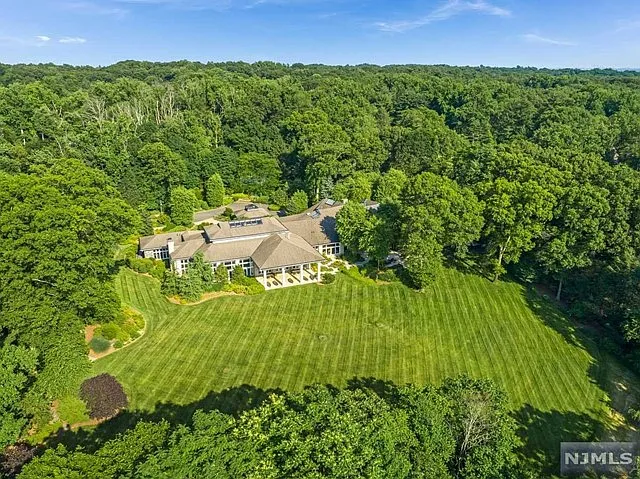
(251, 232, 324, 270)
(139, 231, 187, 251)
(303, 198, 343, 215)
(171, 237, 206, 260)
(200, 238, 264, 263)
(279, 205, 342, 246)
(204, 216, 287, 241)
(194, 200, 274, 223)
(140, 200, 342, 267)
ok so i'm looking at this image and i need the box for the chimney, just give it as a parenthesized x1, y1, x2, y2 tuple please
(167, 238, 175, 254)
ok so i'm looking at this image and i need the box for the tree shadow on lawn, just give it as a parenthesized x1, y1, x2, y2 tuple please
(523, 284, 585, 350)
(522, 284, 640, 455)
(45, 383, 284, 453)
(344, 377, 632, 476)
(524, 284, 640, 400)
(32, 377, 635, 477)
(514, 404, 613, 477)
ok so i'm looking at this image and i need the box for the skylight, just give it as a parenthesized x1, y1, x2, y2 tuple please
(229, 218, 264, 228)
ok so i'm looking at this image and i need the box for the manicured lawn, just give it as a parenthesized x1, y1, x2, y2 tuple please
(94, 268, 639, 469)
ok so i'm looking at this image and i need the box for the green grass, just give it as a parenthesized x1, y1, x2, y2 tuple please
(94, 268, 639, 471)
(26, 395, 90, 445)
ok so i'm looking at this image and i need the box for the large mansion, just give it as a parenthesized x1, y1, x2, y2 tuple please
(138, 199, 346, 289)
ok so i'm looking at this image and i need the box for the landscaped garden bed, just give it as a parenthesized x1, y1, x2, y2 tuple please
(87, 307, 146, 360)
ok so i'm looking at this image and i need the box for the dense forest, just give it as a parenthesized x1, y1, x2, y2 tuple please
(2, 61, 640, 475)
(17, 378, 519, 478)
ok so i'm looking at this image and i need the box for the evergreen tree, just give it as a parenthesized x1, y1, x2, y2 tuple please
(287, 190, 309, 214)
(169, 186, 198, 226)
(214, 264, 229, 284)
(205, 173, 225, 208)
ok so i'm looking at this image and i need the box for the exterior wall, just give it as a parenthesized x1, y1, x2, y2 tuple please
(209, 257, 254, 278)
(173, 258, 192, 275)
(316, 242, 343, 257)
(207, 233, 273, 245)
(142, 247, 169, 260)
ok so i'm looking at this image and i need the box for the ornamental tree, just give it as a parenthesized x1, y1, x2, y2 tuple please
(205, 173, 225, 208)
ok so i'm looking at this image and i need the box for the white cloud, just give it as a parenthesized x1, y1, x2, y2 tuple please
(374, 0, 510, 33)
(0, 35, 51, 47)
(521, 33, 576, 46)
(64, 1, 129, 17)
(59, 36, 88, 44)
(615, 19, 640, 33)
(112, 0, 232, 9)
(113, 0, 326, 10)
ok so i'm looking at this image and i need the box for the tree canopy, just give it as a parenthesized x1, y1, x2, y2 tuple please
(3, 60, 640, 465)
(18, 378, 518, 479)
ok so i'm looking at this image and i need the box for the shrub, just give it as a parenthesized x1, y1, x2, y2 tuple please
(149, 261, 166, 281)
(253, 195, 270, 204)
(287, 190, 309, 214)
(127, 257, 165, 280)
(89, 337, 110, 353)
(127, 257, 153, 274)
(223, 278, 265, 295)
(114, 341, 124, 349)
(206, 173, 225, 207)
(161, 270, 179, 296)
(231, 265, 247, 284)
(270, 188, 288, 208)
(378, 269, 399, 283)
(205, 282, 224, 293)
(100, 322, 130, 342)
(127, 309, 144, 329)
(0, 443, 37, 478)
(154, 213, 171, 226)
(116, 325, 129, 342)
(122, 321, 139, 336)
(169, 186, 198, 226)
(115, 327, 131, 343)
(100, 323, 120, 341)
(80, 374, 128, 419)
(56, 395, 89, 425)
(342, 266, 376, 285)
(335, 262, 349, 274)
(117, 244, 137, 262)
(321, 273, 336, 284)
(214, 264, 229, 284)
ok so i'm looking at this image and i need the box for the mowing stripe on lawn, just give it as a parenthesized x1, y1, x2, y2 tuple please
(95, 268, 634, 442)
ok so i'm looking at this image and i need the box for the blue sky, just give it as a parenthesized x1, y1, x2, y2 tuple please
(1, 0, 639, 68)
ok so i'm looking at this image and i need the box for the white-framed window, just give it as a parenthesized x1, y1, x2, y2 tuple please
(210, 259, 254, 277)
(152, 247, 169, 260)
(175, 258, 193, 275)
(322, 243, 341, 256)
(238, 258, 254, 277)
